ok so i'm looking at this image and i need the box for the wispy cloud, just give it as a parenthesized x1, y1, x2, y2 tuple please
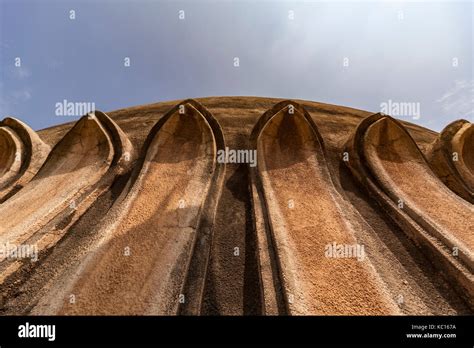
(11, 67, 31, 79)
(436, 79, 474, 119)
(0, 82, 9, 116)
(46, 59, 64, 70)
(0, 83, 32, 117)
(11, 89, 32, 102)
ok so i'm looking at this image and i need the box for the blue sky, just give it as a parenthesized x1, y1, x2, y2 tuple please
(0, 0, 472, 131)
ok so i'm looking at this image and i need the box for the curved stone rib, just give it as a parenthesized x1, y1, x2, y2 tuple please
(345, 113, 474, 309)
(94, 110, 135, 173)
(426, 120, 474, 203)
(35, 100, 225, 315)
(0, 117, 50, 202)
(252, 101, 400, 315)
(0, 127, 23, 189)
(363, 117, 473, 268)
(0, 115, 112, 248)
(0, 112, 135, 285)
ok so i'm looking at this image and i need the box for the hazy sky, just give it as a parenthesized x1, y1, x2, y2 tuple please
(0, 0, 472, 131)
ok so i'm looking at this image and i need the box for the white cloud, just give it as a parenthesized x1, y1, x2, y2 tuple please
(0, 96, 9, 117)
(46, 59, 64, 70)
(436, 79, 474, 120)
(0, 86, 32, 117)
(11, 89, 32, 102)
(11, 67, 31, 79)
